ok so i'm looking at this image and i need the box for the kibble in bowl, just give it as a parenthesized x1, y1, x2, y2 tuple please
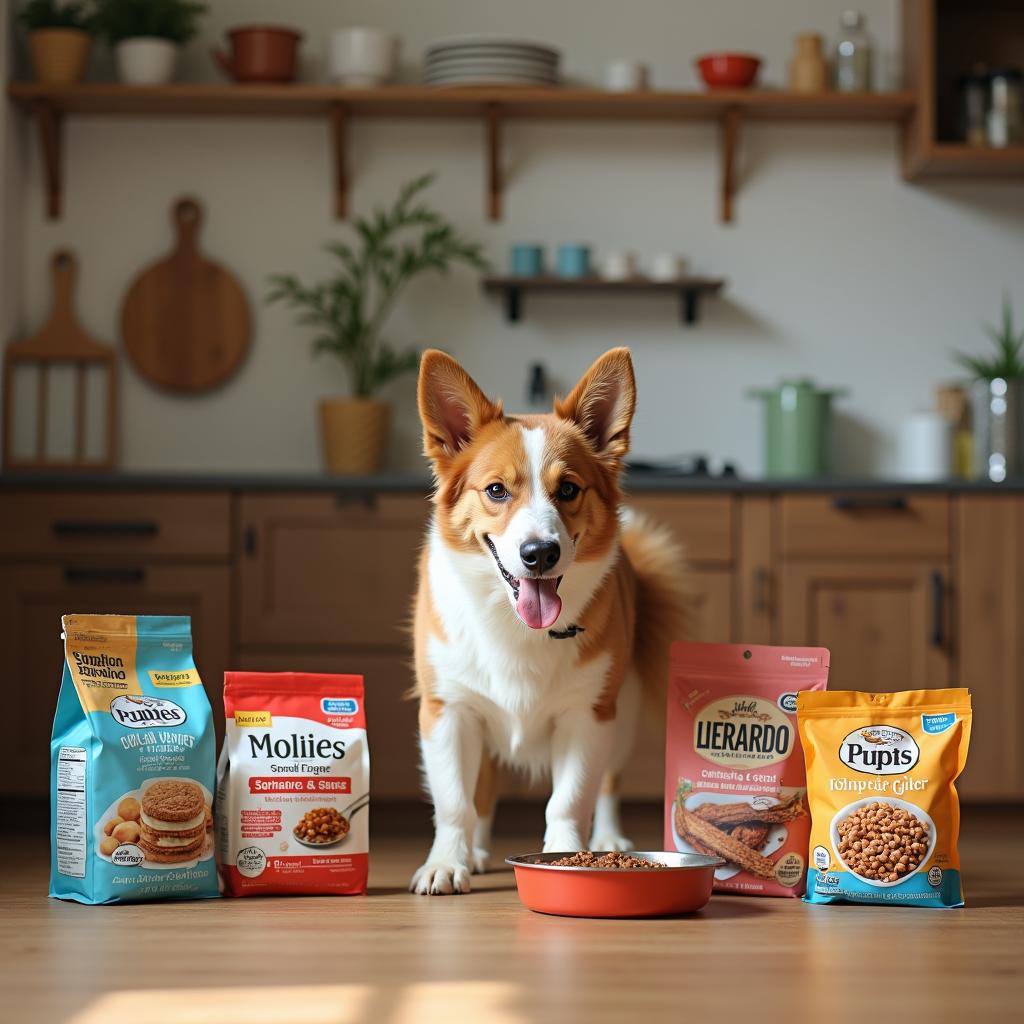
(829, 797, 936, 887)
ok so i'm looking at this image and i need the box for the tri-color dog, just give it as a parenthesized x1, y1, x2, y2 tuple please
(411, 347, 687, 894)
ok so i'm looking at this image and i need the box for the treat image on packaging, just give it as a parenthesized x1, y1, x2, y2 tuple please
(797, 688, 972, 908)
(50, 615, 219, 904)
(664, 642, 830, 897)
(217, 672, 369, 896)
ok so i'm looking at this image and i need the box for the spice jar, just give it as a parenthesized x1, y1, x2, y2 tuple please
(956, 67, 989, 146)
(987, 68, 1022, 147)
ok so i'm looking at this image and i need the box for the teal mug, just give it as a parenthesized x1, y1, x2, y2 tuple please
(556, 244, 592, 278)
(509, 244, 545, 277)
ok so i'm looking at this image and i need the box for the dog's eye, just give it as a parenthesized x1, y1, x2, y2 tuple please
(485, 482, 509, 501)
(557, 481, 581, 501)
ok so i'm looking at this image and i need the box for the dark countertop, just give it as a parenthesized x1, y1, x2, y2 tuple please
(1, 471, 1023, 494)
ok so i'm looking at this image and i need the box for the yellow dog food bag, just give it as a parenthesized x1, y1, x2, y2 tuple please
(797, 688, 971, 908)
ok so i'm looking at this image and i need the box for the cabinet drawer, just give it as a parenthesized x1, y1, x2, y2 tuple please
(780, 494, 949, 559)
(0, 492, 231, 559)
(238, 493, 429, 648)
(627, 495, 734, 563)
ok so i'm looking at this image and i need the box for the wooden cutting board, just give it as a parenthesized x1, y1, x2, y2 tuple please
(121, 197, 250, 393)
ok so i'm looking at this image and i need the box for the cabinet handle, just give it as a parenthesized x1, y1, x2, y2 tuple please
(753, 567, 770, 615)
(930, 571, 944, 648)
(64, 566, 146, 584)
(53, 520, 159, 537)
(832, 497, 908, 512)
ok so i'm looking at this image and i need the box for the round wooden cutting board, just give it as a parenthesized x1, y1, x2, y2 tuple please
(121, 197, 250, 393)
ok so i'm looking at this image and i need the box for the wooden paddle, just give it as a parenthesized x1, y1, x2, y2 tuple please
(121, 197, 250, 393)
(3, 250, 117, 471)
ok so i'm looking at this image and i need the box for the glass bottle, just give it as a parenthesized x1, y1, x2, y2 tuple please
(834, 10, 872, 92)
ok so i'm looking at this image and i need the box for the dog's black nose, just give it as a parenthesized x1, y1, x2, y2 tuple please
(520, 539, 561, 573)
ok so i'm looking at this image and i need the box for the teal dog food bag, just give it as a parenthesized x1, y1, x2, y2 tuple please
(50, 614, 219, 904)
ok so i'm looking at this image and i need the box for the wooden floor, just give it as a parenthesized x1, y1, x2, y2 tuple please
(2, 807, 1022, 1024)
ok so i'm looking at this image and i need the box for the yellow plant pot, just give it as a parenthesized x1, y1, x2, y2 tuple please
(29, 29, 92, 86)
(319, 397, 391, 475)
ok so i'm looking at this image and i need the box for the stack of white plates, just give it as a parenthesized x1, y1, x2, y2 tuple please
(424, 36, 561, 88)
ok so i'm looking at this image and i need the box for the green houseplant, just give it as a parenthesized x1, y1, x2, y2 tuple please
(94, 0, 206, 85)
(268, 174, 487, 475)
(19, 1, 97, 85)
(953, 293, 1024, 482)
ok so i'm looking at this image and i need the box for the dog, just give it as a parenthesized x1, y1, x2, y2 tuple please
(410, 347, 688, 894)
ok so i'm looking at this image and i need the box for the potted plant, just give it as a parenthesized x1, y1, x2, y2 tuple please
(94, 0, 206, 85)
(267, 174, 487, 475)
(19, 1, 97, 86)
(953, 293, 1024, 481)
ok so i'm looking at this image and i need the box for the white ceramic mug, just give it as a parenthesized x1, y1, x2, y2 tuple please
(328, 27, 397, 86)
(897, 411, 952, 481)
(599, 251, 638, 280)
(649, 252, 686, 281)
(603, 59, 650, 92)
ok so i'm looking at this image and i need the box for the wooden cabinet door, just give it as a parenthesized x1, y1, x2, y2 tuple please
(779, 561, 951, 692)
(238, 494, 429, 649)
(235, 649, 420, 799)
(955, 497, 1024, 799)
(0, 563, 231, 797)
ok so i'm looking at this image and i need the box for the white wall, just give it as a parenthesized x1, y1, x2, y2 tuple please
(8, 0, 1024, 475)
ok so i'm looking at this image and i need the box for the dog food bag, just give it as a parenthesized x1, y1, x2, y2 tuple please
(49, 615, 219, 905)
(665, 642, 830, 897)
(218, 672, 369, 896)
(798, 688, 972, 908)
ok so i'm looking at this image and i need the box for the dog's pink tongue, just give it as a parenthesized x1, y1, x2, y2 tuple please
(516, 577, 562, 629)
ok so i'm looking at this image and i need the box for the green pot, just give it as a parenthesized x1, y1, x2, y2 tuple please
(748, 379, 846, 478)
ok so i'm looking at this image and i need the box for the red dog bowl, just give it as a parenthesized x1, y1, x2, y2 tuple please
(695, 53, 762, 89)
(506, 852, 723, 918)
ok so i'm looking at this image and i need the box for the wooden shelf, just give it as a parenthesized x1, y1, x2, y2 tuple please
(482, 275, 725, 326)
(909, 143, 1024, 178)
(6, 82, 916, 222)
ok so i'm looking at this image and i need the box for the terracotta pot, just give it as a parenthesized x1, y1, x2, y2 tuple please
(212, 25, 302, 83)
(788, 33, 828, 93)
(319, 397, 391, 475)
(28, 29, 91, 85)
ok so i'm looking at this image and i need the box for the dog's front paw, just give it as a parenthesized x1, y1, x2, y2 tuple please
(589, 831, 634, 852)
(543, 821, 583, 853)
(409, 860, 472, 895)
(471, 847, 490, 874)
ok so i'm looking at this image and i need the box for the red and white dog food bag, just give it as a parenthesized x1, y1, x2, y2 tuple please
(665, 643, 829, 897)
(217, 672, 369, 896)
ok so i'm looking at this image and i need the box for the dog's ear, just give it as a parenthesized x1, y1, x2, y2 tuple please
(418, 350, 502, 460)
(555, 348, 636, 464)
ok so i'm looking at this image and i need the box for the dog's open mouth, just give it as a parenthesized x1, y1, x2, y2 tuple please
(484, 536, 562, 630)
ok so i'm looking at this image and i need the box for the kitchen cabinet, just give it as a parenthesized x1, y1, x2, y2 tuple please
(0, 561, 230, 796)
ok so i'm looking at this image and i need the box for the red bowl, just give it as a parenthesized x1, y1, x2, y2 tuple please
(506, 852, 723, 918)
(695, 53, 762, 89)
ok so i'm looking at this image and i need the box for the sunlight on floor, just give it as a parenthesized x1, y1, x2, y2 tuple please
(65, 981, 524, 1024)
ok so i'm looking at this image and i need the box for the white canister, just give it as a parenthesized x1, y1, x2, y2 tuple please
(603, 59, 650, 92)
(599, 250, 638, 280)
(897, 411, 952, 481)
(328, 27, 397, 86)
(648, 252, 686, 281)
(116, 38, 178, 85)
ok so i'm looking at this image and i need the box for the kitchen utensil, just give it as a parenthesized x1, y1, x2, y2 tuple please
(695, 53, 761, 89)
(292, 792, 369, 848)
(3, 250, 117, 471)
(328, 27, 398, 87)
(121, 197, 250, 394)
(748, 379, 846, 479)
(506, 852, 722, 918)
(555, 244, 592, 278)
(971, 377, 1024, 482)
(897, 411, 952, 481)
(649, 252, 686, 281)
(788, 33, 828, 93)
(212, 25, 302, 83)
(834, 10, 873, 92)
(509, 244, 545, 276)
(599, 250, 638, 280)
(603, 59, 650, 91)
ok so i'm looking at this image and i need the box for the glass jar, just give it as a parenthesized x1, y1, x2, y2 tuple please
(834, 10, 872, 92)
(956, 67, 989, 146)
(987, 69, 1022, 147)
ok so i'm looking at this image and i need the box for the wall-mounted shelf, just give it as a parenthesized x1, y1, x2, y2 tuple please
(482, 275, 725, 326)
(7, 82, 916, 223)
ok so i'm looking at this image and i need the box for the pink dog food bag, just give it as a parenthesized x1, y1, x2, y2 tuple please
(664, 643, 829, 897)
